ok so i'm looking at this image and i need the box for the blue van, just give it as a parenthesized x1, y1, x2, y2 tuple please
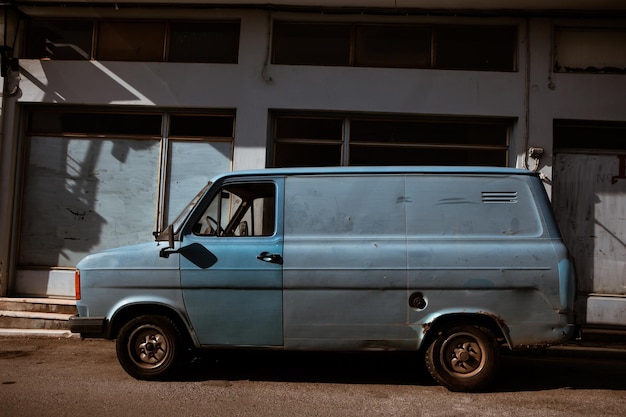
(70, 166, 575, 392)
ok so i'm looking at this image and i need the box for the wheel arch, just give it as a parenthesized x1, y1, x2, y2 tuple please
(108, 303, 197, 348)
(420, 312, 512, 351)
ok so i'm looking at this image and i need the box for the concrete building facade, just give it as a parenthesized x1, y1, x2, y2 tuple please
(0, 0, 625, 327)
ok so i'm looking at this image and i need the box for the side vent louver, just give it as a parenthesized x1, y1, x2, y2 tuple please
(482, 191, 518, 203)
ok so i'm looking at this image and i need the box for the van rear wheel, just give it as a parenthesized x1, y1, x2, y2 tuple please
(425, 325, 499, 392)
(116, 315, 183, 380)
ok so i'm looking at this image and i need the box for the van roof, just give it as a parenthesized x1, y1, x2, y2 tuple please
(213, 166, 535, 181)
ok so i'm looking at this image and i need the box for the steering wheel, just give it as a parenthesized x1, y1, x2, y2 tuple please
(204, 216, 224, 236)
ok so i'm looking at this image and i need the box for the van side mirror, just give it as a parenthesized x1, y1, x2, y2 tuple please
(168, 224, 175, 249)
(160, 224, 178, 258)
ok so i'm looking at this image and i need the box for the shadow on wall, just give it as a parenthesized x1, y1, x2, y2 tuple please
(553, 153, 626, 325)
(18, 136, 159, 269)
(19, 59, 157, 104)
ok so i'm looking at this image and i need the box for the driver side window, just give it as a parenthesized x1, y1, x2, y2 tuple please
(194, 182, 276, 237)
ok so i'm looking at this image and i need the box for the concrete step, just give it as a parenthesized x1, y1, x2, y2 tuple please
(576, 327, 626, 347)
(0, 298, 77, 330)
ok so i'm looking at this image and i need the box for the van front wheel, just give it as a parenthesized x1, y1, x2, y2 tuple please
(425, 325, 499, 392)
(116, 315, 183, 380)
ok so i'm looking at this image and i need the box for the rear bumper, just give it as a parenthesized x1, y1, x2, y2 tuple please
(69, 315, 107, 338)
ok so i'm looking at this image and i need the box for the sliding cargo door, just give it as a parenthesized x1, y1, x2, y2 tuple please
(282, 175, 412, 350)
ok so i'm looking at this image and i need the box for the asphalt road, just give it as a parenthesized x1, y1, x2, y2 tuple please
(1, 336, 625, 417)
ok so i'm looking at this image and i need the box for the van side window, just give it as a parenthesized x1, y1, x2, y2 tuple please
(194, 182, 276, 237)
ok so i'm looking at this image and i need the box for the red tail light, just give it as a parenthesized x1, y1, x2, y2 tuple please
(75, 270, 81, 300)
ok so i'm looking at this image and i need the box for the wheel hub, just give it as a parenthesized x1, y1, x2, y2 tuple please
(438, 335, 483, 376)
(135, 332, 168, 365)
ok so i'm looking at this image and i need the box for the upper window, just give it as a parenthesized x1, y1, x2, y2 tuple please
(434, 25, 517, 71)
(168, 22, 240, 63)
(24, 19, 240, 63)
(355, 24, 431, 68)
(554, 28, 626, 74)
(169, 114, 235, 138)
(97, 22, 166, 61)
(23, 20, 94, 60)
(272, 114, 510, 168)
(28, 111, 162, 136)
(272, 23, 351, 66)
(272, 22, 517, 72)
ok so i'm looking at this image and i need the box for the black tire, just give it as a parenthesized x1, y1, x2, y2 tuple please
(425, 325, 500, 392)
(116, 315, 184, 380)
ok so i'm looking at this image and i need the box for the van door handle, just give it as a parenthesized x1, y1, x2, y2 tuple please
(257, 252, 283, 265)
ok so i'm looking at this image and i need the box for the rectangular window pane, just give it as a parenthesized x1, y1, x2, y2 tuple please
(272, 114, 509, 167)
(169, 114, 234, 137)
(554, 120, 626, 151)
(272, 22, 351, 66)
(275, 117, 343, 140)
(195, 183, 275, 237)
(350, 119, 508, 147)
(168, 21, 240, 63)
(434, 25, 517, 71)
(274, 142, 342, 167)
(97, 22, 165, 61)
(355, 25, 431, 68)
(554, 29, 626, 74)
(24, 20, 93, 60)
(19, 137, 160, 267)
(166, 141, 233, 225)
(350, 145, 507, 166)
(29, 111, 162, 136)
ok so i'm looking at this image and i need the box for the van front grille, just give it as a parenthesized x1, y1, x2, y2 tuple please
(482, 191, 518, 203)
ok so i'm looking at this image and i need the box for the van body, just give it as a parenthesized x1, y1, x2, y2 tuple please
(70, 166, 575, 391)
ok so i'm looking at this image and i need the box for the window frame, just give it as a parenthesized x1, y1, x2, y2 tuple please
(270, 113, 511, 168)
(22, 18, 241, 63)
(272, 21, 518, 72)
(190, 181, 277, 238)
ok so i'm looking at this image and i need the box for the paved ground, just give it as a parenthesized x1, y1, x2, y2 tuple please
(1, 331, 625, 417)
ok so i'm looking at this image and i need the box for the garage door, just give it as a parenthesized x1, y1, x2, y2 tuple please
(553, 120, 626, 326)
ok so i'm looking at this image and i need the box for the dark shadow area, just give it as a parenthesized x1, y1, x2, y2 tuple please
(178, 350, 435, 387)
(174, 349, 626, 392)
(495, 351, 626, 392)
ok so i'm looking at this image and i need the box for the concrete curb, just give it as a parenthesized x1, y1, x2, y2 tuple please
(0, 310, 74, 321)
(0, 328, 79, 338)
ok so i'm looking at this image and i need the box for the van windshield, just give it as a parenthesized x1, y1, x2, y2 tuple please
(155, 182, 212, 241)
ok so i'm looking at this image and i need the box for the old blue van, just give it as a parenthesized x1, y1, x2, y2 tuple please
(70, 166, 575, 392)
